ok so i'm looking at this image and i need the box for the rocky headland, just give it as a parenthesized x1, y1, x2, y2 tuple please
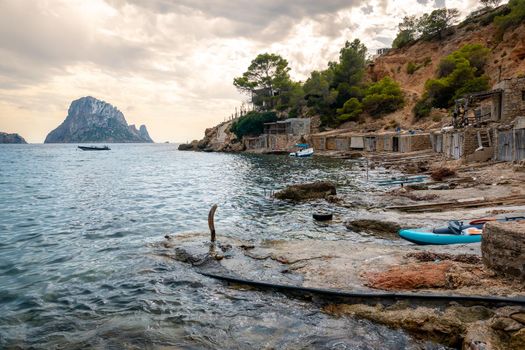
(0, 132, 27, 144)
(45, 96, 153, 143)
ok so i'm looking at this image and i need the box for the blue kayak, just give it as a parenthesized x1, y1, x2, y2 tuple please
(399, 229, 482, 245)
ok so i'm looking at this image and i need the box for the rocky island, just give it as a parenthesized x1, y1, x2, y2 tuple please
(0, 132, 27, 144)
(45, 96, 153, 143)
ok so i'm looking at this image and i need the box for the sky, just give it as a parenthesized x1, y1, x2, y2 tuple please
(0, 0, 486, 143)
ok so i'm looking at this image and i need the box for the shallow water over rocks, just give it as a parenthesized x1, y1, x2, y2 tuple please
(0, 144, 448, 349)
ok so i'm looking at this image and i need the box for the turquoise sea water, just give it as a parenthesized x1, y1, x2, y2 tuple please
(0, 144, 445, 349)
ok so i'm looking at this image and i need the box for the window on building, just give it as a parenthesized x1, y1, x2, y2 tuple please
(522, 90, 525, 101)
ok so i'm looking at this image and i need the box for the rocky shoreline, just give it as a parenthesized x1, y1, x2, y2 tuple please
(154, 155, 525, 349)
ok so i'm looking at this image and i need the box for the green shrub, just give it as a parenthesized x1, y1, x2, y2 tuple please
(413, 96, 433, 120)
(421, 44, 491, 109)
(495, 0, 525, 33)
(362, 77, 405, 117)
(407, 62, 418, 75)
(393, 30, 414, 49)
(230, 111, 278, 139)
(336, 98, 363, 121)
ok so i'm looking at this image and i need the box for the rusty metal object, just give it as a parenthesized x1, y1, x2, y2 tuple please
(208, 204, 218, 242)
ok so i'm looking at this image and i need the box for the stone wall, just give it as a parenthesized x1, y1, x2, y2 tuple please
(244, 135, 267, 150)
(481, 221, 525, 280)
(493, 77, 525, 123)
(399, 134, 431, 153)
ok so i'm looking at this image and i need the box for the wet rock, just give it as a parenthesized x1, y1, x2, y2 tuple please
(274, 181, 336, 201)
(324, 303, 490, 348)
(490, 317, 523, 332)
(510, 312, 525, 325)
(178, 141, 198, 151)
(463, 321, 497, 350)
(345, 219, 401, 236)
(363, 261, 452, 290)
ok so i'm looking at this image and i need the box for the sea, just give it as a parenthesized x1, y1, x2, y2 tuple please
(0, 144, 448, 349)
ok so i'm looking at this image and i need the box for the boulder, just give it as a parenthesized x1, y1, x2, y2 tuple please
(345, 219, 401, 236)
(178, 142, 197, 151)
(481, 222, 525, 280)
(274, 181, 336, 201)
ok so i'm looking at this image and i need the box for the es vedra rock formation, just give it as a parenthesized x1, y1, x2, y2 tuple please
(0, 132, 27, 144)
(45, 96, 153, 143)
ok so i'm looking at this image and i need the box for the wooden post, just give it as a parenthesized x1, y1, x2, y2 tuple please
(208, 204, 218, 242)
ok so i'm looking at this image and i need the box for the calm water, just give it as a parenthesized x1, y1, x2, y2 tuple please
(0, 144, 445, 349)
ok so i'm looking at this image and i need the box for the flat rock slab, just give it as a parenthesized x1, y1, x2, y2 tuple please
(274, 181, 336, 201)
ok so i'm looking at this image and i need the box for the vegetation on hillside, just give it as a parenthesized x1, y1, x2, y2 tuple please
(362, 77, 405, 117)
(494, 0, 525, 33)
(233, 38, 406, 132)
(229, 1, 518, 134)
(393, 8, 460, 48)
(414, 44, 490, 120)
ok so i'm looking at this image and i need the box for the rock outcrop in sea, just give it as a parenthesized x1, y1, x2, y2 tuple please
(0, 132, 27, 144)
(44, 96, 153, 143)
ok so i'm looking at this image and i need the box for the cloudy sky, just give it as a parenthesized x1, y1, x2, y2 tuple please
(0, 0, 485, 143)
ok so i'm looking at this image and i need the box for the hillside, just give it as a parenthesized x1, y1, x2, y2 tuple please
(368, 12, 525, 128)
(186, 6, 525, 151)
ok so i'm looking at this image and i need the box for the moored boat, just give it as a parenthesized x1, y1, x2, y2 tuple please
(289, 144, 314, 158)
(78, 145, 111, 151)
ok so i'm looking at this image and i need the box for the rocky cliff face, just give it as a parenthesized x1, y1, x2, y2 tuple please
(369, 16, 525, 120)
(45, 96, 154, 143)
(178, 120, 244, 152)
(0, 132, 27, 144)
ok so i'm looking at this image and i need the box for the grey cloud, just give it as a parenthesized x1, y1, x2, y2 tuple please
(361, 5, 374, 14)
(107, 0, 364, 40)
(376, 36, 393, 46)
(0, 1, 179, 90)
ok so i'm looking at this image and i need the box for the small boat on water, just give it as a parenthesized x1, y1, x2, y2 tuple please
(78, 145, 111, 151)
(289, 144, 314, 158)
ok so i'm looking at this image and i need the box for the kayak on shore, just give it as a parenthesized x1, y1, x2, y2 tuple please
(399, 228, 482, 245)
(399, 216, 525, 245)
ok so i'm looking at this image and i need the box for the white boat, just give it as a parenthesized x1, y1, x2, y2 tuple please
(289, 144, 314, 157)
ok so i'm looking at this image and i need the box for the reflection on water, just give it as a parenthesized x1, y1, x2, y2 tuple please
(0, 144, 446, 349)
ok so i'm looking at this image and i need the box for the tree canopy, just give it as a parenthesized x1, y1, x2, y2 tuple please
(418, 8, 460, 40)
(331, 39, 367, 106)
(392, 16, 418, 48)
(362, 77, 405, 117)
(233, 53, 293, 111)
(480, 0, 502, 7)
(392, 8, 460, 47)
